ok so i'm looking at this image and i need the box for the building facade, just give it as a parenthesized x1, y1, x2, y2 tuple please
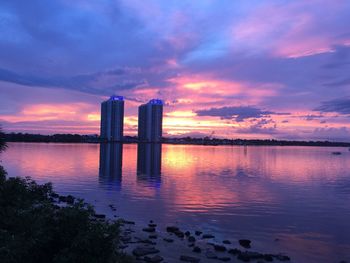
(138, 99, 163, 143)
(100, 95, 124, 141)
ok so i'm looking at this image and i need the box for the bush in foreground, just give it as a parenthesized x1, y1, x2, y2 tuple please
(0, 170, 132, 263)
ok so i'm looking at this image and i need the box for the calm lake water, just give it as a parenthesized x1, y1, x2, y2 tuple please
(1, 142, 350, 262)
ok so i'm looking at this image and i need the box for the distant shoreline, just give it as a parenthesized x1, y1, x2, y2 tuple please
(4, 133, 350, 147)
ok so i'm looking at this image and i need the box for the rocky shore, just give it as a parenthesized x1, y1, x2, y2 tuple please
(115, 218, 292, 263)
(53, 193, 293, 262)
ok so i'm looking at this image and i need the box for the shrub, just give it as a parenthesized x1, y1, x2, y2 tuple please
(0, 176, 132, 263)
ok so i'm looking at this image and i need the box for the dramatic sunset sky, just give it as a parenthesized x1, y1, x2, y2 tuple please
(0, 0, 350, 141)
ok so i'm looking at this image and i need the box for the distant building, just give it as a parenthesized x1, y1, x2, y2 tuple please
(138, 99, 163, 142)
(100, 95, 124, 141)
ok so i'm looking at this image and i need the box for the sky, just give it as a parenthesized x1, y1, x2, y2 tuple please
(0, 0, 350, 141)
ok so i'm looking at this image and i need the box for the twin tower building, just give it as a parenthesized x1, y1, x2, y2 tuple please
(100, 95, 163, 142)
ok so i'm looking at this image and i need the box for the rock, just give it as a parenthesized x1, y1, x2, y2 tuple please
(218, 257, 231, 261)
(118, 244, 128, 249)
(223, 240, 231, 244)
(195, 231, 202, 236)
(137, 239, 156, 245)
(144, 255, 164, 263)
(120, 236, 132, 243)
(188, 236, 196, 243)
(175, 230, 185, 238)
(228, 248, 241, 255)
(239, 239, 251, 248)
(202, 234, 215, 239)
(185, 231, 191, 236)
(263, 254, 273, 261)
(205, 250, 217, 259)
(237, 253, 250, 262)
(149, 234, 157, 239)
(120, 219, 135, 225)
(166, 226, 179, 233)
(143, 227, 156, 233)
(241, 252, 264, 260)
(188, 243, 195, 247)
(132, 246, 160, 257)
(180, 255, 200, 262)
(94, 213, 106, 219)
(274, 254, 290, 261)
(163, 238, 174, 243)
(149, 223, 157, 228)
(213, 244, 226, 252)
(150, 220, 154, 223)
(193, 246, 201, 253)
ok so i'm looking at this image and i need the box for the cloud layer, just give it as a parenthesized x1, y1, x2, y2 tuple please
(0, 0, 350, 141)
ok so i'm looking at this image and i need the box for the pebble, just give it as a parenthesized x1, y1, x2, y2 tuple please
(163, 238, 174, 243)
(218, 257, 231, 262)
(223, 240, 231, 244)
(180, 255, 200, 262)
(188, 236, 196, 243)
(202, 234, 215, 239)
(239, 239, 251, 248)
(192, 246, 201, 253)
(213, 244, 226, 252)
(132, 246, 160, 257)
(195, 231, 202, 236)
(143, 227, 156, 233)
(205, 250, 217, 259)
(144, 255, 164, 263)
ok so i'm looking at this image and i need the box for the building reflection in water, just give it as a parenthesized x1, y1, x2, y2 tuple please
(99, 143, 123, 188)
(137, 143, 162, 186)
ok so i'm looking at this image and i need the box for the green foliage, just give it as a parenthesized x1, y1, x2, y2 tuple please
(0, 126, 6, 153)
(0, 176, 132, 263)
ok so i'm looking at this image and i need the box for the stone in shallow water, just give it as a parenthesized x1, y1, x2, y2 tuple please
(188, 236, 196, 243)
(192, 246, 201, 253)
(185, 231, 191, 236)
(195, 231, 202, 236)
(238, 239, 251, 248)
(205, 250, 217, 259)
(213, 244, 226, 252)
(218, 257, 231, 262)
(143, 227, 156, 233)
(223, 240, 231, 244)
(144, 255, 163, 262)
(166, 226, 179, 233)
(132, 246, 160, 257)
(163, 238, 174, 243)
(202, 234, 215, 239)
(180, 255, 200, 262)
(274, 254, 290, 261)
(228, 248, 241, 255)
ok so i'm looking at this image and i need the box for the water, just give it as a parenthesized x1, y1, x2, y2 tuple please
(1, 142, 350, 262)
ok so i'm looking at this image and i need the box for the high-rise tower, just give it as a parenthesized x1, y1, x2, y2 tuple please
(138, 99, 163, 143)
(100, 95, 124, 142)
